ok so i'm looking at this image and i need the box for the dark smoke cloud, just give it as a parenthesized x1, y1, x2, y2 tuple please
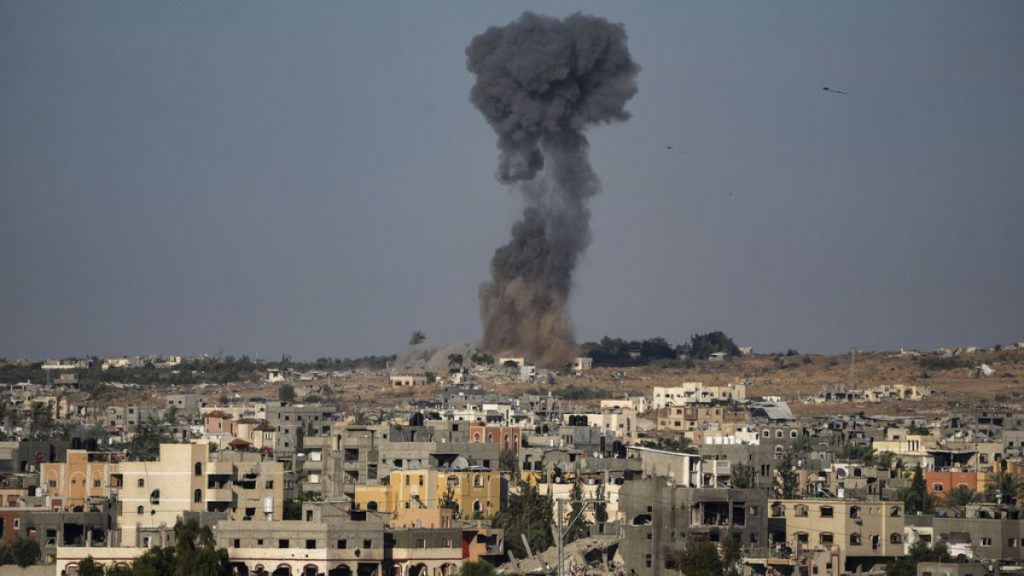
(467, 12, 639, 367)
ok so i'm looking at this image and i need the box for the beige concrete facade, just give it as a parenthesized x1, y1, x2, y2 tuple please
(773, 498, 906, 567)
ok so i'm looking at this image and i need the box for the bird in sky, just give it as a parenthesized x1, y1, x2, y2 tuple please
(823, 86, 848, 95)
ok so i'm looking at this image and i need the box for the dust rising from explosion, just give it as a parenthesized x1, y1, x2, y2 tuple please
(466, 12, 639, 367)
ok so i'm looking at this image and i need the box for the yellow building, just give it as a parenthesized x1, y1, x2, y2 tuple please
(40, 450, 125, 511)
(355, 469, 501, 519)
(772, 498, 905, 569)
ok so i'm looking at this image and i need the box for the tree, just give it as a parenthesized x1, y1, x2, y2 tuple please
(409, 331, 426, 346)
(172, 517, 230, 576)
(471, 352, 494, 365)
(499, 449, 519, 479)
(790, 434, 812, 455)
(447, 354, 464, 372)
(76, 557, 105, 576)
(885, 540, 951, 576)
(494, 482, 553, 559)
(132, 546, 176, 576)
(459, 561, 495, 576)
(721, 535, 744, 576)
(986, 470, 1024, 505)
(440, 485, 461, 519)
(279, 383, 296, 403)
(685, 331, 741, 360)
(944, 485, 980, 508)
(731, 463, 757, 489)
(774, 450, 800, 499)
(594, 481, 608, 525)
(675, 537, 724, 576)
(564, 477, 591, 543)
(903, 464, 934, 514)
(0, 538, 41, 567)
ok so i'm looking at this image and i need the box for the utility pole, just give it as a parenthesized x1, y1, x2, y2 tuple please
(554, 498, 607, 576)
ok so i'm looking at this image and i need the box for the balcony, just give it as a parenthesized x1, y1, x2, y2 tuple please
(206, 488, 233, 502)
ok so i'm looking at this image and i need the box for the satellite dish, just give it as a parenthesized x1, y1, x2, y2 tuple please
(408, 459, 421, 470)
(452, 456, 469, 470)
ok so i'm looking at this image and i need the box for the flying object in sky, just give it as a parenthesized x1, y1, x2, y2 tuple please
(823, 86, 848, 95)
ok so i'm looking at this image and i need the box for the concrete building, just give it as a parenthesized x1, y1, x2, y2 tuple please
(39, 450, 125, 511)
(353, 469, 501, 519)
(391, 375, 429, 388)
(118, 443, 284, 547)
(619, 480, 767, 576)
(772, 498, 906, 571)
(652, 383, 746, 409)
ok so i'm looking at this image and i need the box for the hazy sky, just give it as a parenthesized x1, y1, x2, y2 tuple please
(2, 2, 1023, 360)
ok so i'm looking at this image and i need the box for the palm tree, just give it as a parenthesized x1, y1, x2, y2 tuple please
(986, 471, 1024, 505)
(944, 485, 981, 508)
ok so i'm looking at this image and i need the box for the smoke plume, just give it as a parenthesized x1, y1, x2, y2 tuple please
(467, 12, 639, 367)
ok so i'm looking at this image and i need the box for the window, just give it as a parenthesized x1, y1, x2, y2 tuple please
(890, 533, 902, 544)
(850, 533, 862, 546)
(820, 506, 834, 518)
(791, 430, 799, 438)
(850, 506, 861, 519)
(306, 539, 316, 549)
(763, 430, 770, 438)
(795, 505, 809, 517)
(194, 489, 202, 503)
(93, 480, 101, 488)
(137, 506, 144, 515)
(48, 480, 56, 488)
(338, 540, 347, 549)
(1009, 539, 1018, 548)
(150, 490, 160, 505)
(932, 483, 944, 492)
(474, 475, 483, 487)
(890, 506, 902, 517)
(279, 539, 289, 549)
(194, 462, 202, 476)
(776, 430, 784, 438)
(796, 532, 808, 544)
(820, 533, 834, 545)
(363, 539, 372, 549)
(981, 538, 992, 547)
(265, 481, 274, 489)
(233, 539, 240, 548)
(138, 478, 145, 488)
(771, 503, 785, 517)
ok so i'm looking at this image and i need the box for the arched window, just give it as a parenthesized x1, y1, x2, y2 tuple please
(150, 490, 160, 505)
(850, 506, 861, 519)
(137, 506, 144, 515)
(790, 430, 799, 438)
(820, 506, 834, 518)
(474, 475, 483, 487)
(137, 478, 145, 488)
(473, 500, 481, 512)
(795, 505, 809, 517)
(194, 489, 202, 503)
(890, 533, 902, 544)
(194, 462, 203, 476)
(850, 533, 862, 546)
(472, 433, 481, 442)
(770, 503, 785, 517)
(367, 501, 378, 511)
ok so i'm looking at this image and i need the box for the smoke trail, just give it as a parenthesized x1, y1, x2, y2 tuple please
(467, 12, 639, 367)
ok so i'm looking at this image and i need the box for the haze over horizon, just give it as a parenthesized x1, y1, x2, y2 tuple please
(2, 2, 1023, 361)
